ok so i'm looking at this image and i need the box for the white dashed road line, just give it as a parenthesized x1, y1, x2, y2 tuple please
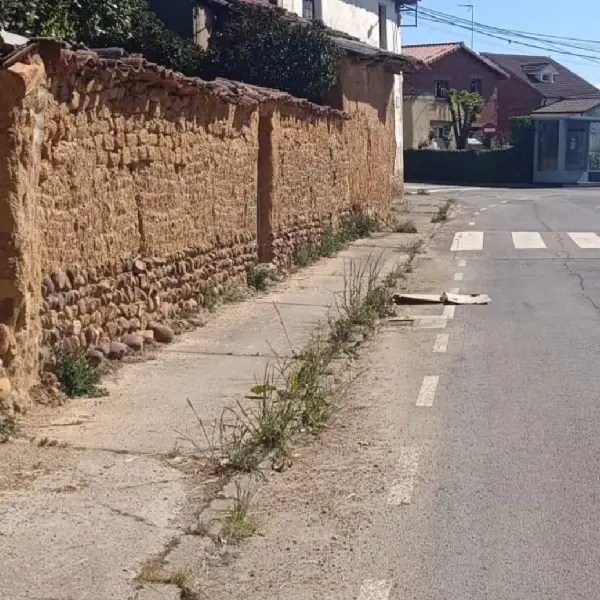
(567, 232, 600, 249)
(454, 272, 464, 281)
(388, 447, 420, 506)
(358, 580, 392, 600)
(458, 259, 466, 267)
(450, 287, 460, 294)
(480, 207, 487, 212)
(512, 232, 547, 249)
(443, 305, 456, 319)
(413, 316, 448, 329)
(416, 376, 439, 407)
(433, 333, 449, 353)
(451, 231, 484, 251)
(469, 221, 475, 226)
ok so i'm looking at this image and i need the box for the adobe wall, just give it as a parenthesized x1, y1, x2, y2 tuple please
(0, 47, 394, 409)
(270, 108, 351, 263)
(341, 59, 395, 219)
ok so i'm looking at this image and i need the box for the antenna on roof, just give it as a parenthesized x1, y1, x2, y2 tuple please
(458, 3, 475, 49)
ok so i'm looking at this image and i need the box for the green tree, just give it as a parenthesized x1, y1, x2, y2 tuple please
(0, 0, 204, 76)
(447, 89, 485, 150)
(0, 0, 342, 102)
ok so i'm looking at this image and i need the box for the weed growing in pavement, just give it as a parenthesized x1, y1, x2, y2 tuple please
(292, 212, 381, 269)
(55, 349, 105, 398)
(294, 241, 320, 268)
(185, 253, 408, 474)
(391, 218, 418, 234)
(138, 564, 191, 587)
(246, 266, 270, 291)
(0, 416, 17, 443)
(223, 480, 258, 539)
(319, 227, 346, 257)
(431, 199, 456, 223)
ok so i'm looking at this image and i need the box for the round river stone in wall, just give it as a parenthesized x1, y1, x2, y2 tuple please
(121, 333, 144, 352)
(152, 324, 174, 344)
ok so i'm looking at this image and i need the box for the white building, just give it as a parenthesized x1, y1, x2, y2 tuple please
(277, 0, 407, 176)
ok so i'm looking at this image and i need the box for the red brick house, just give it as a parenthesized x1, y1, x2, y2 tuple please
(481, 53, 600, 140)
(402, 42, 508, 149)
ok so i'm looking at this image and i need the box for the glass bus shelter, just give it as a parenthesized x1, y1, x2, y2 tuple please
(533, 116, 600, 185)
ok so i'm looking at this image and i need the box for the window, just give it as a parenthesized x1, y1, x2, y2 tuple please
(565, 120, 588, 171)
(435, 80, 450, 99)
(470, 77, 483, 95)
(302, 0, 314, 19)
(536, 120, 559, 172)
(432, 123, 451, 139)
(378, 4, 388, 49)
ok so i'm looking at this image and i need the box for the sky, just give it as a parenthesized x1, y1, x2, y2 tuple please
(402, 0, 600, 87)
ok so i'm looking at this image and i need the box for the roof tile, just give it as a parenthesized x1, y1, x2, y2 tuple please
(402, 43, 462, 64)
(534, 98, 600, 114)
(481, 52, 600, 99)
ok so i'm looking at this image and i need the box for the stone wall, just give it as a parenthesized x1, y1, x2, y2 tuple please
(0, 45, 396, 408)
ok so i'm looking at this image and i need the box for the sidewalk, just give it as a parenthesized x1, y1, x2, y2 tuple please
(0, 202, 442, 600)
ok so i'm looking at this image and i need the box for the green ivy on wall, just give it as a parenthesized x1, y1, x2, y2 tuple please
(200, 2, 343, 103)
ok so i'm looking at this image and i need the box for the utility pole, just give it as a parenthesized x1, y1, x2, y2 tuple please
(458, 3, 474, 49)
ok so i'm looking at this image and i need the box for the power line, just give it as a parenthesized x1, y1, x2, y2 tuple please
(419, 7, 600, 54)
(421, 8, 600, 48)
(418, 8, 600, 64)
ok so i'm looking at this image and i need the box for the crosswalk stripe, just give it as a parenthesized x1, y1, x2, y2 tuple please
(567, 232, 600, 249)
(451, 231, 600, 251)
(451, 231, 484, 251)
(512, 232, 547, 249)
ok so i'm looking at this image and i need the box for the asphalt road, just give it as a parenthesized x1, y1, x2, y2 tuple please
(395, 187, 600, 599)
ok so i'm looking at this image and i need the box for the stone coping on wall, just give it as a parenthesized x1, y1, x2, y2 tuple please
(3, 40, 348, 120)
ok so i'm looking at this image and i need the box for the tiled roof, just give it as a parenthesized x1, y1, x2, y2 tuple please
(481, 52, 600, 99)
(402, 42, 462, 64)
(332, 36, 424, 72)
(534, 98, 600, 115)
(403, 42, 508, 77)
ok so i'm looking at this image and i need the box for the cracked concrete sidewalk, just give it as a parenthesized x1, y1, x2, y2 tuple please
(0, 200, 444, 600)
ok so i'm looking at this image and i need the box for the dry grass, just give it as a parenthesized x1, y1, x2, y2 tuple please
(0, 416, 17, 443)
(183, 253, 408, 477)
(222, 480, 258, 539)
(138, 564, 191, 587)
(391, 218, 418, 234)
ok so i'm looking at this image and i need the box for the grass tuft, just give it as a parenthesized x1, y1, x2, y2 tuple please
(292, 212, 381, 269)
(139, 565, 191, 587)
(246, 266, 271, 291)
(223, 480, 258, 539)
(55, 349, 105, 398)
(431, 199, 456, 223)
(392, 218, 418, 234)
(184, 253, 412, 475)
(0, 416, 17, 443)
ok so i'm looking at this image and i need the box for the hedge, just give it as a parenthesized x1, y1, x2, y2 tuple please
(404, 148, 533, 185)
(405, 117, 535, 185)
